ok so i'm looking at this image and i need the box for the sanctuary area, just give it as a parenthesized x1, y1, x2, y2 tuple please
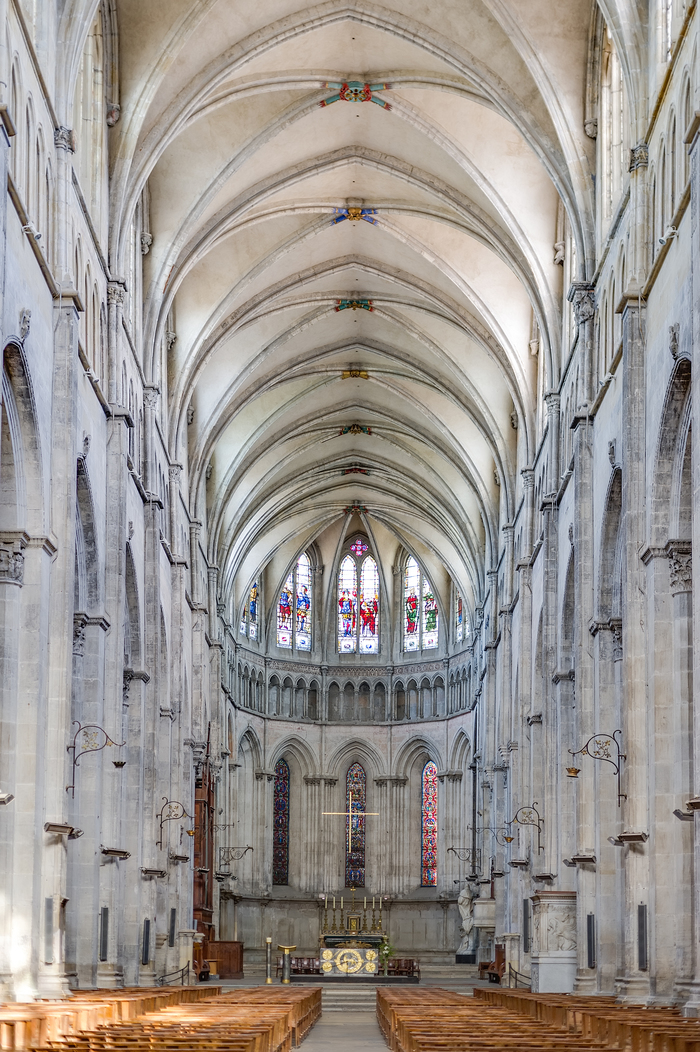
(1, 0, 700, 1016)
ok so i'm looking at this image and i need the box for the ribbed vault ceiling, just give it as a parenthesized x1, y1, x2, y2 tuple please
(109, 0, 599, 618)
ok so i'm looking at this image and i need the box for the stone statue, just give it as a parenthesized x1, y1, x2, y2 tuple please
(456, 882, 477, 954)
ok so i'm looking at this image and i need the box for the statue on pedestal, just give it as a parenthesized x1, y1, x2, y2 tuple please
(457, 882, 478, 954)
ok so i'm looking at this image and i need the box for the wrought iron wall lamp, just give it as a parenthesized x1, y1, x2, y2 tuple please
(157, 798, 192, 849)
(506, 802, 544, 853)
(567, 729, 626, 806)
(66, 721, 125, 797)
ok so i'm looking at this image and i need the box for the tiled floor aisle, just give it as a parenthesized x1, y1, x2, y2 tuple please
(302, 1011, 386, 1050)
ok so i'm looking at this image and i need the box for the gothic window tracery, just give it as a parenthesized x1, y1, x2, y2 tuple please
(421, 761, 438, 886)
(337, 540, 379, 654)
(272, 759, 290, 885)
(346, 762, 366, 886)
(404, 556, 439, 652)
(277, 554, 313, 650)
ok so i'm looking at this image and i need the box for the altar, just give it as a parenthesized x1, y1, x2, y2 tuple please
(320, 944, 379, 976)
(318, 891, 384, 977)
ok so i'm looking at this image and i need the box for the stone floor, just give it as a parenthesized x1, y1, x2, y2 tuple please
(302, 1011, 386, 1050)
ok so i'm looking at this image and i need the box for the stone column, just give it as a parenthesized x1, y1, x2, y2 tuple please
(0, 532, 27, 999)
(142, 386, 159, 495)
(106, 282, 126, 406)
(685, 111, 700, 1015)
(569, 285, 598, 994)
(618, 293, 650, 1001)
(168, 465, 182, 558)
(38, 296, 81, 998)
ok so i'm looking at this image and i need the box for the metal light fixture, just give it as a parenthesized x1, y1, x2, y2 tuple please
(156, 798, 192, 849)
(141, 867, 167, 878)
(66, 722, 125, 797)
(101, 847, 130, 859)
(506, 802, 544, 853)
(568, 729, 626, 806)
(0, 792, 15, 805)
(219, 846, 253, 867)
(44, 821, 74, 835)
(616, 831, 648, 844)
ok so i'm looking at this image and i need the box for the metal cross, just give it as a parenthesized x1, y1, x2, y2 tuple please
(323, 791, 379, 853)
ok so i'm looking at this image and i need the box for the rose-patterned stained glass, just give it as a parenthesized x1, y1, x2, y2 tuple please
(350, 538, 368, 558)
(346, 762, 366, 886)
(295, 554, 311, 651)
(404, 557, 420, 651)
(277, 571, 294, 648)
(273, 759, 290, 885)
(249, 581, 258, 640)
(359, 556, 379, 654)
(455, 591, 463, 643)
(421, 761, 438, 886)
(338, 555, 357, 653)
(422, 577, 438, 649)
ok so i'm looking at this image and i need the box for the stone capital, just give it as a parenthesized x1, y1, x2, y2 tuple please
(168, 464, 182, 484)
(567, 283, 596, 327)
(667, 541, 692, 594)
(107, 281, 126, 306)
(629, 142, 649, 171)
(544, 391, 561, 415)
(54, 126, 75, 152)
(143, 385, 160, 410)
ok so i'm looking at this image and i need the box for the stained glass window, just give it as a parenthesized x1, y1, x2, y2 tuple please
(239, 602, 247, 636)
(272, 759, 290, 885)
(455, 590, 463, 643)
(338, 555, 358, 653)
(277, 571, 294, 648)
(404, 557, 420, 651)
(277, 555, 313, 650)
(421, 761, 438, 886)
(359, 556, 379, 654)
(403, 556, 439, 652)
(350, 538, 368, 558)
(295, 554, 312, 651)
(423, 577, 438, 649)
(346, 762, 366, 886)
(249, 581, 258, 640)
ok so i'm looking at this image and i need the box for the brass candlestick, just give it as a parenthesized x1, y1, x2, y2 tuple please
(362, 906, 368, 932)
(370, 906, 377, 933)
(330, 906, 337, 934)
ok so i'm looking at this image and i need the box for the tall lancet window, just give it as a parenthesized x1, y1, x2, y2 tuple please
(295, 553, 312, 651)
(277, 553, 313, 650)
(240, 580, 259, 639)
(421, 761, 438, 886)
(404, 556, 439, 651)
(455, 590, 463, 643)
(359, 556, 379, 653)
(272, 759, 290, 885)
(346, 762, 366, 886)
(338, 539, 380, 654)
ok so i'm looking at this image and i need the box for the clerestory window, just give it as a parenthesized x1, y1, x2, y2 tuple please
(277, 552, 313, 650)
